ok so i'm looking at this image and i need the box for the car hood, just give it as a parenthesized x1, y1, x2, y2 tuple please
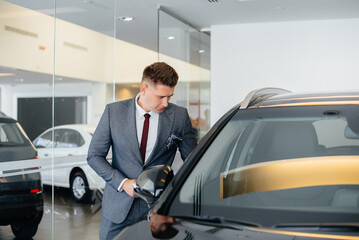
(115, 215, 358, 240)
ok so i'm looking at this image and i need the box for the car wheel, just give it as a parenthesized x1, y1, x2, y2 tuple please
(70, 171, 92, 203)
(11, 222, 39, 239)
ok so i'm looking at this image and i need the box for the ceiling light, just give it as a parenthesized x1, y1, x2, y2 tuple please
(198, 49, 205, 54)
(165, 36, 175, 40)
(117, 16, 134, 22)
(0, 73, 15, 77)
(14, 78, 24, 82)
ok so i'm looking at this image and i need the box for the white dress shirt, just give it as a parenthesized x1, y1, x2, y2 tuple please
(135, 93, 159, 162)
(118, 93, 159, 191)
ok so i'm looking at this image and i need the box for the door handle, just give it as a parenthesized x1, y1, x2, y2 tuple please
(68, 154, 73, 156)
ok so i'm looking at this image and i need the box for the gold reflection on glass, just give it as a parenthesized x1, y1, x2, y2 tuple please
(220, 156, 359, 199)
(250, 227, 359, 240)
(0, 73, 15, 77)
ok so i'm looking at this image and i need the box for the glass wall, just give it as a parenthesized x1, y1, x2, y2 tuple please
(0, 1, 210, 239)
(158, 9, 211, 139)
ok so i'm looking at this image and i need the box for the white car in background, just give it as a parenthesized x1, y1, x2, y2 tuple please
(33, 124, 111, 203)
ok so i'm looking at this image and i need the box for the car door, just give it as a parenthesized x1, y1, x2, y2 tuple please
(34, 129, 62, 185)
(53, 129, 85, 186)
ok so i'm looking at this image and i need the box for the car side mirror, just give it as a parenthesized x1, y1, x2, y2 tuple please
(133, 165, 174, 207)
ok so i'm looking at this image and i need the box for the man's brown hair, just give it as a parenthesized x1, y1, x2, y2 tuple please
(142, 62, 178, 87)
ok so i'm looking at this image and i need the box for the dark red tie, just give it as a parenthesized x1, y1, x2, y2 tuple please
(140, 113, 150, 163)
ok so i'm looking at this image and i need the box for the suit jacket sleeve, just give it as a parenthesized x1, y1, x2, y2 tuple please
(179, 108, 197, 160)
(87, 105, 126, 190)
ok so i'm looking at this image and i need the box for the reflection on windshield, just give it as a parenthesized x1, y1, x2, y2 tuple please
(149, 211, 178, 239)
(220, 156, 359, 199)
(170, 106, 359, 227)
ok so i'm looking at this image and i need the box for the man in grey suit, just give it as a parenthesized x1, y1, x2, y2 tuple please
(87, 62, 197, 240)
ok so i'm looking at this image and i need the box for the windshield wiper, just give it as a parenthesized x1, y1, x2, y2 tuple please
(172, 215, 259, 229)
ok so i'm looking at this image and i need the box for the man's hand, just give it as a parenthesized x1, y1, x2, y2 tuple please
(122, 179, 137, 198)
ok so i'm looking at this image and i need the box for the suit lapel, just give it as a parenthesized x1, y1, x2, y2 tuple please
(145, 105, 174, 166)
(123, 97, 143, 165)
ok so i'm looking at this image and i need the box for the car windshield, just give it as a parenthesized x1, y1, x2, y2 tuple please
(0, 122, 27, 146)
(169, 105, 359, 228)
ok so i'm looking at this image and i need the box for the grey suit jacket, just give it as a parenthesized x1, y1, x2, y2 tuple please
(87, 96, 197, 223)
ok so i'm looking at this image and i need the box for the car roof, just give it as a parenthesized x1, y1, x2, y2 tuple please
(0, 111, 17, 123)
(240, 88, 359, 109)
(52, 124, 96, 133)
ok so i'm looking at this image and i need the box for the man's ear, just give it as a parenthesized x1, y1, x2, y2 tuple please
(140, 83, 148, 95)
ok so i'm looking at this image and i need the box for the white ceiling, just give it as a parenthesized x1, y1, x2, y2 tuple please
(2, 0, 359, 86)
(6, 0, 359, 53)
(0, 66, 85, 85)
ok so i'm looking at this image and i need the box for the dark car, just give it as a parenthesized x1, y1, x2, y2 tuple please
(116, 88, 359, 240)
(0, 112, 43, 239)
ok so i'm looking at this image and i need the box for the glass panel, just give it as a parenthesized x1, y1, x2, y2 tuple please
(170, 105, 359, 227)
(0, 122, 25, 146)
(57, 129, 84, 148)
(158, 9, 211, 172)
(1, 0, 117, 238)
(33, 129, 57, 149)
(1, 1, 209, 238)
(51, 0, 117, 239)
(158, 10, 211, 140)
(0, 0, 54, 238)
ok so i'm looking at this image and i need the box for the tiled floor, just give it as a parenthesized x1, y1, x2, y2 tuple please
(0, 156, 184, 240)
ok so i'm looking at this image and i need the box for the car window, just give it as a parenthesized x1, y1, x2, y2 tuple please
(314, 119, 359, 148)
(0, 122, 26, 146)
(169, 105, 359, 227)
(34, 129, 61, 148)
(57, 129, 84, 148)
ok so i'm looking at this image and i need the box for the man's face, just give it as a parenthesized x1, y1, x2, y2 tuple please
(139, 80, 174, 113)
(149, 213, 176, 234)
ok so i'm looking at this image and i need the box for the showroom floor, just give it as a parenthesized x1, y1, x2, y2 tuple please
(0, 187, 102, 240)
(0, 157, 184, 240)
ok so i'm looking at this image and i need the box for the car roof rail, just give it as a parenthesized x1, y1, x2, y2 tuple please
(240, 87, 291, 109)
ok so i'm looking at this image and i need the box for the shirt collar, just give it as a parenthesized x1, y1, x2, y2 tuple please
(135, 93, 158, 118)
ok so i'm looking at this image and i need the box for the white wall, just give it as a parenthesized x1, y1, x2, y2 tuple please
(211, 18, 359, 124)
(0, 82, 107, 124)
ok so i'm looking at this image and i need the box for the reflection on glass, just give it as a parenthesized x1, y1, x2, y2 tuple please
(158, 9, 211, 140)
(149, 211, 179, 239)
(0, 112, 43, 239)
(1, 1, 210, 238)
(170, 106, 359, 229)
(1, 0, 117, 238)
